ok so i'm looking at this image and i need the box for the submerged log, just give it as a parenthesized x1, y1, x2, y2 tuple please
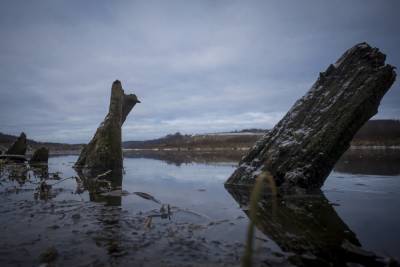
(225, 43, 396, 192)
(5, 132, 27, 155)
(74, 80, 140, 171)
(29, 147, 49, 164)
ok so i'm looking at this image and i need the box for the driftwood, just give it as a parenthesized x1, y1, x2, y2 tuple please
(75, 80, 140, 171)
(225, 43, 396, 192)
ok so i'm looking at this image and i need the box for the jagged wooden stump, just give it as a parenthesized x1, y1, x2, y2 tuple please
(225, 43, 396, 192)
(75, 80, 140, 171)
(30, 147, 49, 164)
(5, 132, 27, 155)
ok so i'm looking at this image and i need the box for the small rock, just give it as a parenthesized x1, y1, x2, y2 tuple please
(39, 246, 58, 263)
(108, 243, 119, 253)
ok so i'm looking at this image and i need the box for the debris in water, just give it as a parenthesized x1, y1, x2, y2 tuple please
(144, 216, 153, 229)
(100, 189, 130, 197)
(35, 181, 52, 200)
(133, 192, 161, 204)
(93, 170, 112, 180)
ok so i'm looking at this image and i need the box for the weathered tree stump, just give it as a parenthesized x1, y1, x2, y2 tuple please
(29, 147, 49, 164)
(5, 132, 27, 155)
(225, 43, 396, 192)
(74, 80, 140, 171)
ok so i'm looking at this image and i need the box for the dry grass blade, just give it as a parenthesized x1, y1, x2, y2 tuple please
(144, 216, 153, 229)
(242, 171, 277, 267)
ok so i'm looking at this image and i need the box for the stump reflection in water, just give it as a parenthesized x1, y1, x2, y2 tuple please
(75, 167, 123, 206)
(225, 185, 391, 266)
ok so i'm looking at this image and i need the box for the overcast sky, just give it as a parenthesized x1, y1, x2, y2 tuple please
(0, 0, 399, 143)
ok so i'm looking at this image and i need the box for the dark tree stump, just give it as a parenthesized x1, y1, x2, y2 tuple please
(74, 80, 140, 171)
(29, 147, 49, 164)
(5, 132, 27, 155)
(225, 43, 396, 192)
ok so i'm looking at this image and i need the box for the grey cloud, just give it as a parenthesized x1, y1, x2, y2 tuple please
(0, 0, 399, 143)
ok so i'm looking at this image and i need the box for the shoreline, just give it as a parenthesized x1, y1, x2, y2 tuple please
(46, 145, 400, 155)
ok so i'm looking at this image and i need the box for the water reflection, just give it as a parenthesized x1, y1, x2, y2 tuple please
(70, 167, 127, 260)
(334, 148, 400, 175)
(1, 150, 399, 266)
(31, 164, 49, 180)
(225, 185, 391, 266)
(124, 148, 400, 176)
(75, 167, 123, 206)
(124, 149, 243, 166)
(92, 203, 125, 258)
(3, 163, 29, 186)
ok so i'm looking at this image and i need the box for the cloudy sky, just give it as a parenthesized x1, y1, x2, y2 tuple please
(0, 0, 399, 143)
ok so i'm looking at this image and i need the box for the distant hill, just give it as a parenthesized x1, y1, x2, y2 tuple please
(123, 119, 400, 150)
(123, 130, 266, 150)
(352, 119, 400, 146)
(1, 119, 399, 153)
(0, 132, 18, 144)
(0, 132, 83, 154)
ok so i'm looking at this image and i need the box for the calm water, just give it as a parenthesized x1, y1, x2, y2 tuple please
(0, 149, 399, 266)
